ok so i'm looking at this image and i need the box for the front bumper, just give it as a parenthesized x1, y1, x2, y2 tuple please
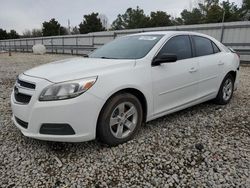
(11, 74, 104, 142)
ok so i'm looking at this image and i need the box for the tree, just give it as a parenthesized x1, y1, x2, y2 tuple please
(112, 7, 150, 30)
(98, 14, 109, 29)
(111, 14, 124, 30)
(42, 18, 62, 36)
(71, 26, 80, 35)
(8, 30, 20, 39)
(221, 1, 241, 22)
(241, 0, 250, 20)
(0, 29, 8, 40)
(199, 0, 240, 23)
(171, 17, 184, 25)
(23, 29, 43, 38)
(32, 29, 43, 37)
(23, 29, 32, 38)
(59, 26, 68, 35)
(180, 0, 241, 24)
(242, 0, 250, 10)
(181, 8, 204, 25)
(149, 11, 173, 27)
(79, 13, 105, 34)
(205, 3, 223, 23)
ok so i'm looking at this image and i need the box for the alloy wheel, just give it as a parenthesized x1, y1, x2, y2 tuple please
(222, 78, 233, 101)
(109, 102, 138, 139)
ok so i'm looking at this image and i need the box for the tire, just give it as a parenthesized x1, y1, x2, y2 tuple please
(97, 93, 143, 146)
(214, 74, 234, 105)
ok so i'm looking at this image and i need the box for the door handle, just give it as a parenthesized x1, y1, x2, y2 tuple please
(218, 61, 224, 66)
(189, 67, 197, 73)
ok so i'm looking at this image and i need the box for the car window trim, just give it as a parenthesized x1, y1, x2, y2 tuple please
(191, 35, 219, 57)
(152, 34, 194, 66)
(211, 41, 221, 54)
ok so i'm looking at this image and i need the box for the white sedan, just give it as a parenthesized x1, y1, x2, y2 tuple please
(11, 31, 240, 146)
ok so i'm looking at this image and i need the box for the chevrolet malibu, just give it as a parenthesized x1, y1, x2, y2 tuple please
(11, 31, 240, 146)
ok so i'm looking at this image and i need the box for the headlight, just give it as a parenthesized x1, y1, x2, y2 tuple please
(39, 77, 97, 101)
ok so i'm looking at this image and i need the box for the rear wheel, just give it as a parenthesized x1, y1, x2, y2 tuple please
(97, 93, 143, 146)
(214, 74, 234, 105)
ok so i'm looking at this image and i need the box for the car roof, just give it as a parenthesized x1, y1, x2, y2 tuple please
(130, 31, 213, 39)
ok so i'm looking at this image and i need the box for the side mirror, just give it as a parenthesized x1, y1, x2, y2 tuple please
(152, 53, 177, 66)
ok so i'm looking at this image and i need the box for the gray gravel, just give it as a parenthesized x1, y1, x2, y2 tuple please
(0, 53, 249, 188)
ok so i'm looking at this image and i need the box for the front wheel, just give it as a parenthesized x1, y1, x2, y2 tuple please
(214, 74, 234, 105)
(97, 93, 143, 146)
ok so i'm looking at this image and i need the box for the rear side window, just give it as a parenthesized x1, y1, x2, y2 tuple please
(192, 36, 214, 57)
(212, 42, 220, 53)
(158, 35, 192, 60)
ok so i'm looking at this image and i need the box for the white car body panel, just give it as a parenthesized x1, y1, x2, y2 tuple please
(11, 31, 240, 142)
(152, 58, 200, 116)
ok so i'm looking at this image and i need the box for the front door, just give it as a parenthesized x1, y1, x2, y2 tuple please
(152, 35, 200, 116)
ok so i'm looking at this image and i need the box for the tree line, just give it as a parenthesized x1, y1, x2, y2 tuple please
(0, 0, 249, 40)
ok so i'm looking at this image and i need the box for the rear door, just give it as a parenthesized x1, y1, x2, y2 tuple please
(152, 35, 200, 116)
(191, 35, 222, 98)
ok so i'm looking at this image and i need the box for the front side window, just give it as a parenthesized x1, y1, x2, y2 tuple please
(158, 35, 192, 60)
(193, 36, 214, 57)
(89, 35, 163, 59)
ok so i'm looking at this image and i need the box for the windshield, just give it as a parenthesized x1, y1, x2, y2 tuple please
(89, 35, 163, 59)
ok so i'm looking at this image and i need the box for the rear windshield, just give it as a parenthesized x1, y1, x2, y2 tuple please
(89, 35, 163, 59)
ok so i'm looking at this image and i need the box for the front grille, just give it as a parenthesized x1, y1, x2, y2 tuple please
(17, 78, 36, 89)
(15, 117, 28, 129)
(14, 86, 31, 104)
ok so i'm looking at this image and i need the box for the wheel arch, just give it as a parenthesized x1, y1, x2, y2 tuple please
(218, 70, 236, 94)
(227, 70, 236, 82)
(96, 88, 148, 136)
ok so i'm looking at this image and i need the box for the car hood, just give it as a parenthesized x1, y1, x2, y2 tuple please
(24, 57, 136, 83)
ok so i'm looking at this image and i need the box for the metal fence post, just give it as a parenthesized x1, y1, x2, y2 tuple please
(19, 39, 21, 52)
(62, 37, 65, 54)
(51, 38, 53, 53)
(92, 35, 94, 47)
(26, 39, 28, 52)
(14, 40, 16, 52)
(220, 24, 225, 43)
(76, 37, 78, 55)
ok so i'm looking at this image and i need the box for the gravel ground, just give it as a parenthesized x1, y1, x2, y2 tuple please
(0, 53, 249, 188)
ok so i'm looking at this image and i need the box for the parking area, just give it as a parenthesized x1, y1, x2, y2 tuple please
(0, 53, 249, 187)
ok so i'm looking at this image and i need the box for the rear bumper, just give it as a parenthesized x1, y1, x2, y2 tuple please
(234, 69, 240, 90)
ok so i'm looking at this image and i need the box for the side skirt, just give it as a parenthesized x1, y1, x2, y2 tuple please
(147, 92, 216, 122)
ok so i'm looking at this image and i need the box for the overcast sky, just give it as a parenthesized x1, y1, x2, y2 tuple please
(0, 0, 243, 34)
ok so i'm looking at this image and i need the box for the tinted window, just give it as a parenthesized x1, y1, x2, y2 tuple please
(89, 35, 163, 59)
(193, 36, 214, 57)
(212, 42, 220, 53)
(158, 35, 192, 60)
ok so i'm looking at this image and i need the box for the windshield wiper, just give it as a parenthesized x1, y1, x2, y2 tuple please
(100, 56, 119, 59)
(100, 56, 111, 59)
